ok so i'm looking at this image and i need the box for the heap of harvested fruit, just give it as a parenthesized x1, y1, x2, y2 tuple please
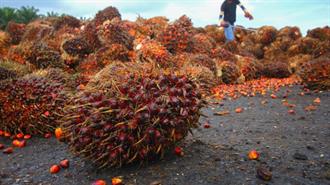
(0, 75, 67, 135)
(61, 73, 205, 167)
(6, 21, 26, 44)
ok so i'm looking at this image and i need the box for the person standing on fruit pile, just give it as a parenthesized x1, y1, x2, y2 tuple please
(219, 0, 254, 42)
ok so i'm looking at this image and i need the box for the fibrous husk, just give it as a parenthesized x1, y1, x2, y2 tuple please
(235, 55, 262, 80)
(61, 73, 204, 168)
(81, 21, 102, 51)
(255, 26, 278, 45)
(217, 61, 241, 84)
(297, 56, 330, 90)
(157, 15, 193, 54)
(307, 26, 330, 41)
(287, 37, 318, 56)
(53, 15, 81, 30)
(287, 54, 312, 73)
(0, 75, 67, 135)
(204, 25, 226, 44)
(136, 39, 172, 68)
(277, 26, 302, 41)
(189, 33, 216, 55)
(6, 21, 26, 45)
(94, 6, 122, 27)
(261, 61, 291, 78)
(27, 42, 63, 69)
(97, 18, 134, 50)
(21, 20, 52, 42)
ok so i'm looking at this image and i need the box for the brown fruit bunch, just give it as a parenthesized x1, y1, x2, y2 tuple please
(0, 75, 67, 135)
(189, 33, 216, 55)
(62, 37, 92, 57)
(94, 6, 122, 27)
(217, 61, 241, 84)
(255, 26, 278, 46)
(307, 26, 330, 41)
(6, 42, 34, 64)
(297, 56, 330, 90)
(188, 54, 217, 76)
(96, 44, 131, 65)
(210, 47, 236, 61)
(157, 15, 193, 54)
(21, 20, 52, 43)
(61, 74, 205, 168)
(0, 67, 17, 81)
(261, 61, 291, 78)
(27, 42, 63, 69)
(277, 26, 302, 41)
(53, 15, 81, 30)
(81, 22, 102, 51)
(235, 56, 262, 81)
(287, 37, 318, 56)
(97, 19, 134, 50)
(137, 39, 172, 68)
(77, 54, 103, 77)
(6, 21, 26, 44)
(204, 25, 226, 44)
(0, 31, 10, 59)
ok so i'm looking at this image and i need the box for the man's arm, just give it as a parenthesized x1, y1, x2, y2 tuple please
(237, 1, 254, 20)
(219, 2, 227, 27)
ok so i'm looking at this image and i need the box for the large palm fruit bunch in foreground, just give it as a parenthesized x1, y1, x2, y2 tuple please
(297, 56, 330, 90)
(61, 72, 205, 168)
(216, 61, 242, 84)
(27, 42, 63, 69)
(0, 75, 67, 135)
(189, 33, 216, 55)
(157, 15, 193, 54)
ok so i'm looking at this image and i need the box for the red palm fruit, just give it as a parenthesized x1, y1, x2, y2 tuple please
(0, 144, 5, 149)
(16, 133, 24, 139)
(24, 135, 31, 140)
(0, 130, 4, 136)
(92, 179, 107, 185)
(3, 147, 13, 154)
(44, 133, 52, 139)
(174, 146, 184, 156)
(49, 165, 60, 174)
(12, 140, 21, 147)
(59, 159, 70, 168)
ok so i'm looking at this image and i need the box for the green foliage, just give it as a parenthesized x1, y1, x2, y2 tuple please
(0, 6, 40, 30)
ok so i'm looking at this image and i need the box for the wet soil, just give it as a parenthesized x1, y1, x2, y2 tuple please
(1, 85, 329, 185)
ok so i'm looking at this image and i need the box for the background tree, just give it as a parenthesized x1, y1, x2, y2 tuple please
(0, 7, 18, 30)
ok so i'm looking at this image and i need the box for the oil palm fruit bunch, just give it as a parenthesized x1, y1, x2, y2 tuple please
(6, 21, 26, 45)
(0, 67, 17, 81)
(297, 56, 330, 90)
(157, 15, 193, 54)
(21, 20, 52, 43)
(287, 37, 318, 56)
(307, 26, 330, 41)
(0, 75, 67, 135)
(210, 47, 236, 61)
(261, 61, 291, 78)
(277, 26, 302, 41)
(61, 73, 205, 168)
(190, 33, 216, 55)
(61, 37, 92, 68)
(96, 44, 130, 65)
(27, 42, 63, 69)
(0, 31, 10, 58)
(235, 56, 261, 81)
(188, 54, 217, 76)
(97, 18, 134, 50)
(255, 26, 278, 46)
(217, 61, 241, 84)
(204, 25, 226, 44)
(94, 6, 122, 27)
(53, 15, 81, 30)
(0, 60, 32, 79)
(6, 42, 34, 64)
(77, 54, 103, 77)
(137, 39, 172, 68)
(81, 22, 102, 51)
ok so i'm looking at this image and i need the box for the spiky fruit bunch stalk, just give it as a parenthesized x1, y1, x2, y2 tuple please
(255, 26, 278, 46)
(6, 21, 26, 44)
(97, 18, 134, 50)
(307, 26, 330, 41)
(157, 15, 193, 54)
(297, 56, 330, 90)
(61, 73, 204, 168)
(189, 33, 216, 55)
(217, 61, 241, 84)
(94, 6, 122, 27)
(53, 15, 81, 30)
(27, 42, 63, 69)
(261, 61, 291, 78)
(137, 39, 172, 68)
(0, 75, 67, 135)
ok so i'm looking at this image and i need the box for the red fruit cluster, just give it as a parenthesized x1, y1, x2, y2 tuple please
(0, 75, 66, 135)
(94, 6, 122, 27)
(27, 42, 63, 69)
(62, 74, 204, 167)
(6, 21, 26, 44)
(158, 15, 193, 54)
(53, 15, 81, 31)
(190, 33, 216, 55)
(62, 37, 92, 57)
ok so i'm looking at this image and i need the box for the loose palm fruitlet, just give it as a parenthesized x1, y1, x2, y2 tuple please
(94, 6, 122, 27)
(297, 56, 330, 90)
(0, 75, 67, 135)
(61, 74, 205, 168)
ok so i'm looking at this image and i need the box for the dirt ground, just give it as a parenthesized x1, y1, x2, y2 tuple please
(0, 85, 329, 185)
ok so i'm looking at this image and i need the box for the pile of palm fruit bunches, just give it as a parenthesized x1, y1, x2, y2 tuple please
(0, 6, 329, 168)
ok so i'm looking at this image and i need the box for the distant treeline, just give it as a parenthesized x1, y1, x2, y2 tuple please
(0, 6, 85, 30)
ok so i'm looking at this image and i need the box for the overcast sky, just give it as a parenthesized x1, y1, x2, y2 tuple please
(1, 0, 329, 34)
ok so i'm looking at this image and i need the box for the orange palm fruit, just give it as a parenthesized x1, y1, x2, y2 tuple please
(50, 165, 60, 174)
(55, 128, 63, 140)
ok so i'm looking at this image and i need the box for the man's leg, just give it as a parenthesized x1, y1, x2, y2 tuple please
(224, 24, 235, 42)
